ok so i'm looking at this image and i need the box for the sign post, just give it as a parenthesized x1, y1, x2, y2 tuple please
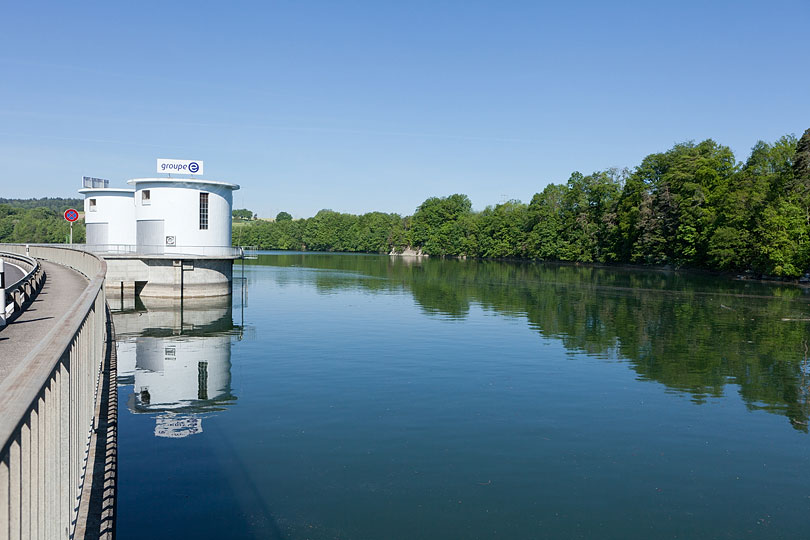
(64, 208, 79, 244)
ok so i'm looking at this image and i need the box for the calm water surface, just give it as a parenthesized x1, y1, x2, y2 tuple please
(114, 253, 810, 539)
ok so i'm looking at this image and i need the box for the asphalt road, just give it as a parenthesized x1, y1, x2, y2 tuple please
(0, 260, 88, 380)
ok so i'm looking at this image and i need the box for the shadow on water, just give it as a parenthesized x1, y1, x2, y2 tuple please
(249, 251, 810, 432)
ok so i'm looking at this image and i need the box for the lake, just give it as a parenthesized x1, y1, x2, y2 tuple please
(113, 252, 810, 539)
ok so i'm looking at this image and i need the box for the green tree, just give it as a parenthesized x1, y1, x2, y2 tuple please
(793, 128, 810, 186)
(0, 198, 82, 212)
(790, 128, 810, 227)
(616, 140, 736, 266)
(526, 184, 567, 260)
(559, 170, 623, 262)
(232, 208, 254, 220)
(754, 200, 807, 276)
(0, 205, 85, 243)
(275, 211, 293, 222)
(476, 200, 529, 258)
(709, 136, 795, 272)
(409, 194, 474, 256)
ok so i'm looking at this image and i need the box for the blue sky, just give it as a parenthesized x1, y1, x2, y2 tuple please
(1, 1, 808, 218)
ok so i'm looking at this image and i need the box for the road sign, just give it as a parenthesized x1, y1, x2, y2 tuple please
(64, 209, 79, 222)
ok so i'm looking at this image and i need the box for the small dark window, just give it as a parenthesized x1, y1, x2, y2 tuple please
(142, 190, 151, 205)
(88, 199, 97, 211)
(200, 192, 209, 230)
(198, 361, 209, 400)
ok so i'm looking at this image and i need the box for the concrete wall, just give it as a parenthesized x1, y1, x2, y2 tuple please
(0, 245, 109, 539)
(79, 188, 136, 245)
(104, 256, 233, 298)
(111, 296, 233, 336)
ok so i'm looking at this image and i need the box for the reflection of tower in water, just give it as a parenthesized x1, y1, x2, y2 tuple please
(113, 295, 239, 438)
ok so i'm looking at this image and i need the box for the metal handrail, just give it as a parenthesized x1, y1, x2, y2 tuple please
(26, 243, 244, 258)
(0, 245, 108, 539)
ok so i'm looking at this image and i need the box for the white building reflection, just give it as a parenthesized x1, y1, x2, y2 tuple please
(113, 295, 239, 438)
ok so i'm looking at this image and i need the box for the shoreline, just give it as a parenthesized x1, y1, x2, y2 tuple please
(240, 247, 810, 288)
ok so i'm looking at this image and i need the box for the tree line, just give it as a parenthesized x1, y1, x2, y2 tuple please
(236, 129, 810, 278)
(0, 204, 85, 244)
(0, 197, 82, 212)
(232, 208, 256, 221)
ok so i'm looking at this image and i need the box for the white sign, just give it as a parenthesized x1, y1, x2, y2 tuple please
(157, 158, 204, 175)
(154, 415, 203, 438)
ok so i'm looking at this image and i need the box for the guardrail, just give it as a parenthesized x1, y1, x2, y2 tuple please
(238, 245, 260, 260)
(0, 245, 108, 539)
(57, 244, 244, 258)
(1, 250, 45, 325)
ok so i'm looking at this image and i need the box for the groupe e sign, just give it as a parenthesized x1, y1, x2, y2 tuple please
(157, 158, 204, 175)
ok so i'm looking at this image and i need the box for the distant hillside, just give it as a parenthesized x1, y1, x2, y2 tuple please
(0, 197, 83, 212)
(0, 200, 85, 244)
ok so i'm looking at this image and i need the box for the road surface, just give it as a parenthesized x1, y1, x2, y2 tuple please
(1, 260, 25, 287)
(0, 260, 88, 381)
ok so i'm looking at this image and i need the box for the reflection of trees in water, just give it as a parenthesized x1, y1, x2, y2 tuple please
(254, 253, 810, 431)
(799, 342, 810, 430)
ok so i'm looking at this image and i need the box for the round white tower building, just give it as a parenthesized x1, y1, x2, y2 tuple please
(128, 178, 240, 256)
(78, 188, 136, 248)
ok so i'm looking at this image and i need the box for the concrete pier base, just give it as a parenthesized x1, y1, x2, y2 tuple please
(102, 255, 234, 298)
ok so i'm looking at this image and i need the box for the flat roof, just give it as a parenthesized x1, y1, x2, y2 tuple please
(127, 178, 240, 190)
(78, 188, 135, 195)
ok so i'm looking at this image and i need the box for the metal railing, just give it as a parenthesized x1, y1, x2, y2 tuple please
(0, 245, 108, 539)
(38, 244, 244, 258)
(1, 251, 45, 324)
(241, 248, 260, 260)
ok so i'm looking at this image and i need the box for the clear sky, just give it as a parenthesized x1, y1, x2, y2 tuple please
(1, 1, 808, 218)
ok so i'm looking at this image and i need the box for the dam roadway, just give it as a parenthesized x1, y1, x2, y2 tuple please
(0, 246, 115, 540)
(2, 262, 25, 287)
(0, 260, 88, 380)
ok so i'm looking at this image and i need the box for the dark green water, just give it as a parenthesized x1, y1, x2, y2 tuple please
(114, 252, 810, 539)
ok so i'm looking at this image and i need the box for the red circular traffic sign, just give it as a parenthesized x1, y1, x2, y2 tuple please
(64, 209, 79, 222)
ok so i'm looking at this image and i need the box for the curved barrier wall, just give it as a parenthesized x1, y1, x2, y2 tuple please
(1, 252, 45, 323)
(0, 245, 107, 540)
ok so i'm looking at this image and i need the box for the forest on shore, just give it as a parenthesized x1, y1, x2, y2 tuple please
(236, 129, 810, 278)
(0, 198, 85, 244)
